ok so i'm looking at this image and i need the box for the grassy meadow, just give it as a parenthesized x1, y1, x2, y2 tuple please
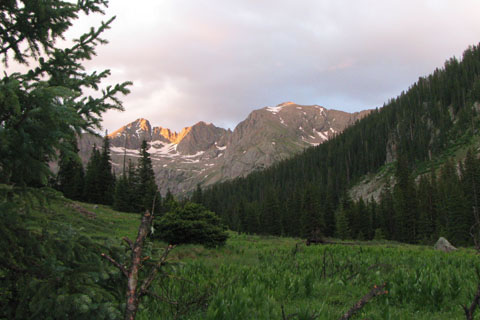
(28, 196, 480, 319)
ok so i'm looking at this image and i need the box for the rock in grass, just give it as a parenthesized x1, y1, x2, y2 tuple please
(434, 237, 457, 252)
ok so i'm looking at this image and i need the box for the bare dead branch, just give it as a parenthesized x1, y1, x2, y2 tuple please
(339, 282, 388, 320)
(139, 244, 176, 297)
(101, 253, 128, 277)
(102, 209, 174, 320)
(122, 236, 134, 251)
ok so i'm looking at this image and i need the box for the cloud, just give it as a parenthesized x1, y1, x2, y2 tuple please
(6, 1, 480, 132)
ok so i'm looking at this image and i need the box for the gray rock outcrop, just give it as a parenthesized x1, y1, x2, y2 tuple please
(434, 237, 457, 252)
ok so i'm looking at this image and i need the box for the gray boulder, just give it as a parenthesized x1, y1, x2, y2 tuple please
(434, 237, 457, 252)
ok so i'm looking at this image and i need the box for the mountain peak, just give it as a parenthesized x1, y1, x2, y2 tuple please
(87, 102, 370, 194)
(278, 101, 296, 106)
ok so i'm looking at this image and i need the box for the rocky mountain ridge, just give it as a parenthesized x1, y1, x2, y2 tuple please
(79, 102, 370, 195)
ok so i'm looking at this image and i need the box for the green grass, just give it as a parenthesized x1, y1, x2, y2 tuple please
(26, 192, 140, 242)
(23, 196, 480, 319)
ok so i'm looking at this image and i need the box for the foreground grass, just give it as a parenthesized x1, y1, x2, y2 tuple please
(29, 196, 480, 319)
(138, 235, 478, 320)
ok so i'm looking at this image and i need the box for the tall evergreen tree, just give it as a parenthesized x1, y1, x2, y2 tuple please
(84, 145, 102, 203)
(137, 140, 160, 213)
(192, 183, 204, 205)
(98, 133, 115, 205)
(0, 1, 131, 187)
(56, 137, 84, 201)
(113, 174, 131, 212)
(393, 154, 418, 243)
(417, 173, 438, 242)
(438, 159, 470, 245)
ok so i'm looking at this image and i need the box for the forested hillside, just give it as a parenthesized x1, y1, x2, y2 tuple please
(200, 44, 480, 245)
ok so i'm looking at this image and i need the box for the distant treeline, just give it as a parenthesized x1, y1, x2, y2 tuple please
(198, 43, 480, 245)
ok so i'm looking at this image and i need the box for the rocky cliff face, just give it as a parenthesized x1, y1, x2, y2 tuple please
(79, 103, 370, 195)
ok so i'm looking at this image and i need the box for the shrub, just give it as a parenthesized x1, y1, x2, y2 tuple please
(153, 202, 228, 248)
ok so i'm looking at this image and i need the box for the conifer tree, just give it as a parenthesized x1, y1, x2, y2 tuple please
(301, 186, 324, 238)
(335, 198, 351, 240)
(113, 174, 131, 212)
(192, 183, 203, 205)
(417, 173, 438, 242)
(0, 0, 131, 187)
(57, 137, 84, 201)
(393, 154, 418, 243)
(137, 140, 160, 213)
(244, 201, 260, 234)
(163, 189, 178, 214)
(84, 145, 102, 203)
(461, 148, 480, 235)
(438, 159, 470, 245)
(98, 134, 115, 205)
(262, 190, 283, 235)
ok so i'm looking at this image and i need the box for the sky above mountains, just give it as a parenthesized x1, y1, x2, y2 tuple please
(6, 1, 480, 132)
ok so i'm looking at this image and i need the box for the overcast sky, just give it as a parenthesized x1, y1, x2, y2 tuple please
(11, 1, 480, 132)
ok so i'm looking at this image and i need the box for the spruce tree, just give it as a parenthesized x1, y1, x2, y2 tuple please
(0, 0, 131, 187)
(393, 154, 418, 243)
(113, 174, 131, 212)
(438, 160, 470, 245)
(98, 134, 115, 205)
(417, 173, 438, 242)
(137, 140, 160, 213)
(84, 145, 102, 203)
(335, 197, 351, 240)
(192, 183, 203, 205)
(163, 189, 179, 214)
(57, 137, 85, 201)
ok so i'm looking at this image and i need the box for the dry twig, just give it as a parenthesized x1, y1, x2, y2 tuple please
(339, 282, 388, 320)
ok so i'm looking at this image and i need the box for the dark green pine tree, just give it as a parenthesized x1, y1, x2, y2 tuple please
(113, 174, 131, 212)
(416, 172, 438, 243)
(192, 183, 203, 205)
(335, 196, 352, 240)
(98, 133, 115, 205)
(244, 201, 260, 234)
(393, 154, 418, 243)
(461, 148, 480, 237)
(56, 137, 84, 201)
(301, 185, 324, 238)
(323, 188, 337, 237)
(0, 1, 131, 188)
(137, 140, 161, 213)
(263, 191, 283, 236)
(126, 158, 142, 212)
(163, 189, 178, 214)
(378, 182, 395, 240)
(438, 159, 470, 245)
(84, 145, 102, 203)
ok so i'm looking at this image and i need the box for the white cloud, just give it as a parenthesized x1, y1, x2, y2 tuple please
(5, 0, 480, 132)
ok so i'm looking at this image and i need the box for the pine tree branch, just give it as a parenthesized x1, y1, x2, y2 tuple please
(101, 253, 128, 277)
(339, 282, 388, 320)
